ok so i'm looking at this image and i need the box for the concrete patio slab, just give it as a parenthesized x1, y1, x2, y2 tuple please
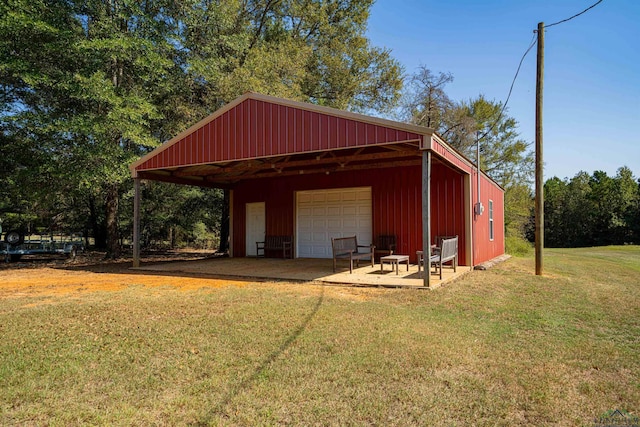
(133, 257, 471, 288)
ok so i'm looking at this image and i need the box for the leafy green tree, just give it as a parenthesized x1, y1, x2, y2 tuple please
(504, 183, 533, 238)
(0, 0, 76, 230)
(563, 172, 595, 247)
(448, 96, 534, 188)
(633, 178, 640, 243)
(170, 0, 404, 250)
(451, 96, 535, 244)
(402, 68, 535, 243)
(1, 0, 403, 255)
(543, 168, 638, 248)
(181, 0, 402, 110)
(589, 170, 619, 245)
(542, 177, 568, 247)
(118, 181, 222, 250)
(612, 167, 639, 244)
(1, 0, 182, 255)
(402, 68, 534, 186)
(69, 0, 182, 256)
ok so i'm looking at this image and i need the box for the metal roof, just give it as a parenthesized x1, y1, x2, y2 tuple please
(129, 92, 500, 189)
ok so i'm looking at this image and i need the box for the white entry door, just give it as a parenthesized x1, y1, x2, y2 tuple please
(245, 202, 265, 257)
(296, 187, 372, 258)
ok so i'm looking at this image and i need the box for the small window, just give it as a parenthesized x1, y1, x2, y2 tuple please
(489, 200, 494, 241)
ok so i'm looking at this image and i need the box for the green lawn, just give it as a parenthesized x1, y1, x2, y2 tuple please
(1, 246, 639, 426)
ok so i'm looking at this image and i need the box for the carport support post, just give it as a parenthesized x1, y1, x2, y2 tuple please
(133, 178, 141, 268)
(422, 149, 431, 288)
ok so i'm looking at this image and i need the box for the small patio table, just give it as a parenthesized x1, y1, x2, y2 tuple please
(380, 254, 410, 275)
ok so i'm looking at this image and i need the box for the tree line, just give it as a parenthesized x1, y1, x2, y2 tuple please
(1, 1, 634, 255)
(540, 168, 640, 247)
(1, 0, 402, 256)
(406, 70, 639, 248)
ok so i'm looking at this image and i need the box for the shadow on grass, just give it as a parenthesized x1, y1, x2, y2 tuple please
(192, 285, 325, 426)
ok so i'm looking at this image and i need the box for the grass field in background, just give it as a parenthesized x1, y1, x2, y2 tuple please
(1, 246, 638, 425)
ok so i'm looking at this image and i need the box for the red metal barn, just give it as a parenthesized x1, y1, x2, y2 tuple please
(130, 93, 504, 286)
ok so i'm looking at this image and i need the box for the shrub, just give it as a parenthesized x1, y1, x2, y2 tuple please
(506, 235, 532, 256)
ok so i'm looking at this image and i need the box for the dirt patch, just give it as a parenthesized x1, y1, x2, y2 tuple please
(0, 250, 251, 299)
(0, 268, 252, 298)
(0, 250, 388, 302)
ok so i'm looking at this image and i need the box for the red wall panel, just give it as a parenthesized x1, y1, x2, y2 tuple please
(135, 98, 423, 172)
(430, 164, 466, 246)
(134, 95, 505, 265)
(430, 137, 471, 173)
(232, 164, 468, 264)
(472, 169, 505, 264)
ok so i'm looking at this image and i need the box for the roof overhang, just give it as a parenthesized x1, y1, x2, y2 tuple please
(136, 140, 427, 188)
(130, 92, 494, 189)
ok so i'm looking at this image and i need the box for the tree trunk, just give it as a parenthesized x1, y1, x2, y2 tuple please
(219, 189, 230, 253)
(104, 1, 123, 260)
(88, 196, 107, 249)
(105, 183, 121, 258)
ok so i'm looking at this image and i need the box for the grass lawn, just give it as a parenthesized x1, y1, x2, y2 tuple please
(1, 246, 639, 425)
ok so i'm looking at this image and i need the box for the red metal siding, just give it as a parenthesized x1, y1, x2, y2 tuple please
(430, 164, 467, 250)
(431, 141, 505, 266)
(472, 169, 505, 264)
(136, 99, 423, 172)
(132, 94, 505, 265)
(232, 164, 469, 264)
(430, 137, 472, 174)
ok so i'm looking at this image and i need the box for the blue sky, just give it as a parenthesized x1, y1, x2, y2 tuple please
(366, 0, 639, 181)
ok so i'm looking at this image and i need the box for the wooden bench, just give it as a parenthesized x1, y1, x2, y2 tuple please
(417, 235, 458, 279)
(256, 235, 293, 259)
(374, 235, 396, 259)
(331, 236, 374, 273)
(431, 235, 458, 279)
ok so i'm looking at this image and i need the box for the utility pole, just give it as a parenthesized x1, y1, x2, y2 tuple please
(535, 22, 544, 275)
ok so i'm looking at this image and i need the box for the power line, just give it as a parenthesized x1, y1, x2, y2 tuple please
(478, 33, 537, 142)
(475, 0, 603, 142)
(544, 0, 604, 28)
(478, 0, 604, 141)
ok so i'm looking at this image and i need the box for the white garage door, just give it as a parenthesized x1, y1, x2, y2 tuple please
(296, 187, 372, 258)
